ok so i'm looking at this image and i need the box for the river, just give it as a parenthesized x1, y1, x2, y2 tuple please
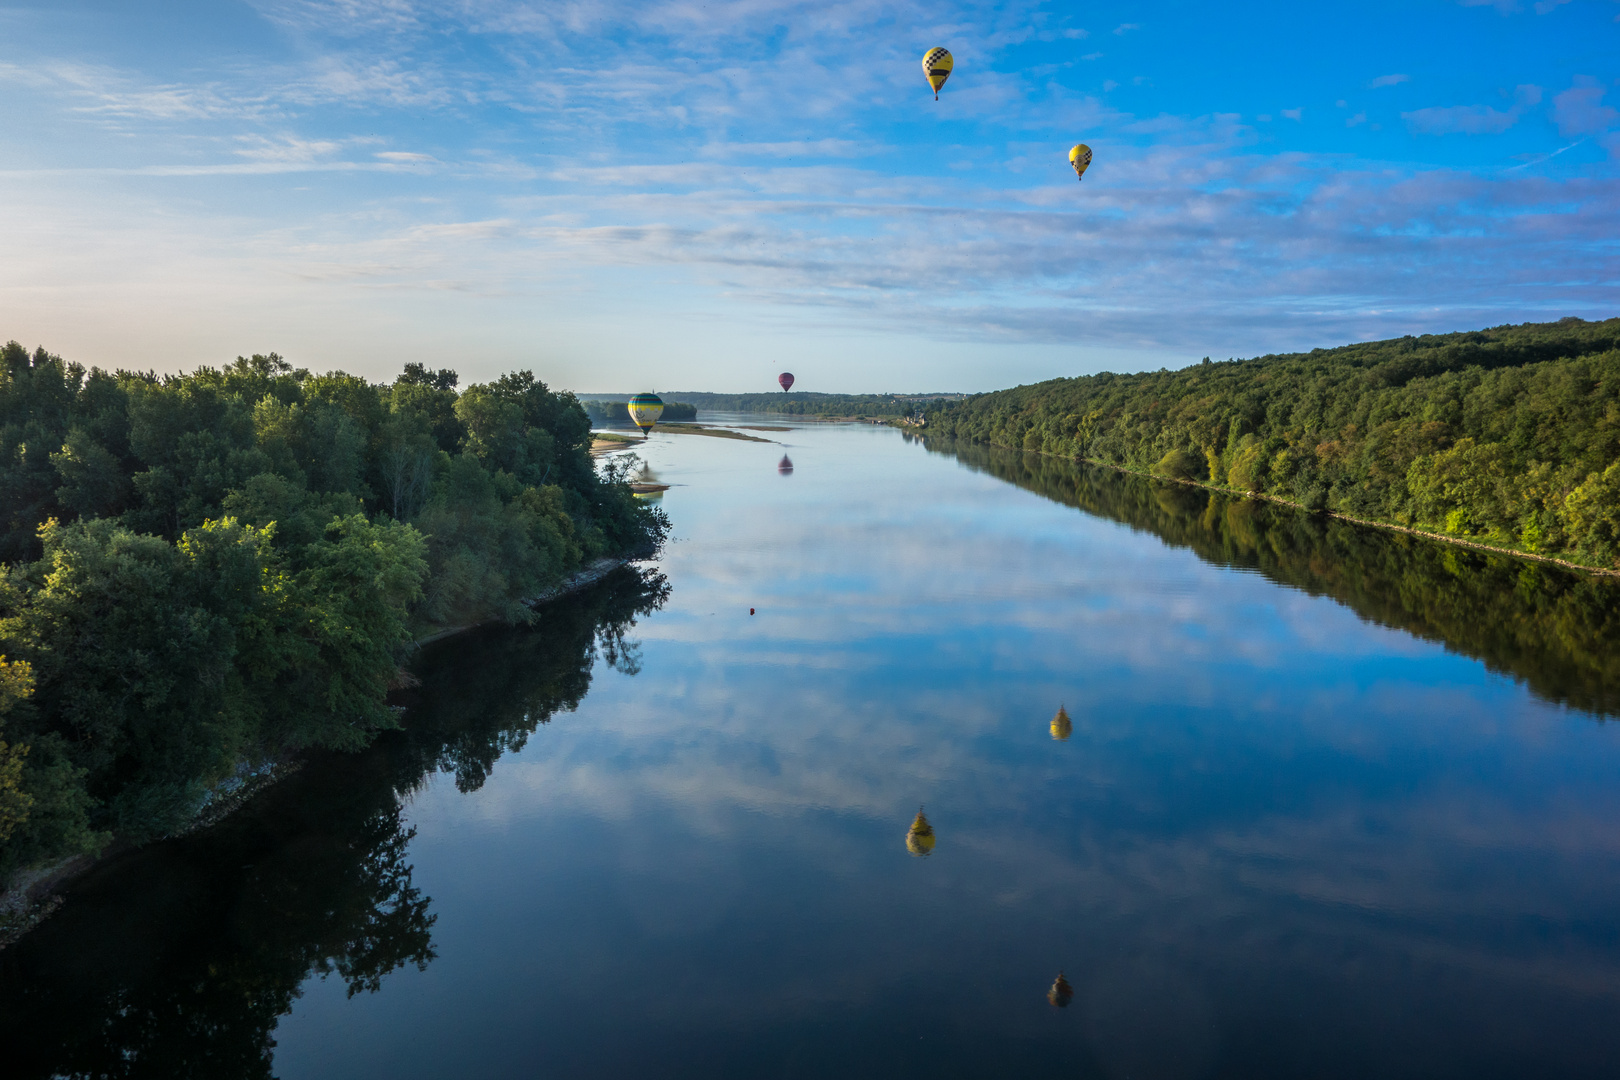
(4, 417, 1619, 1079)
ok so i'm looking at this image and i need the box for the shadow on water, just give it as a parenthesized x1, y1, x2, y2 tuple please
(921, 437, 1620, 718)
(0, 566, 670, 1080)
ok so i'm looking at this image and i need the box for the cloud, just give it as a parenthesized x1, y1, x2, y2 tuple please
(1346, 112, 1367, 127)
(1402, 103, 1518, 134)
(1281, 108, 1303, 120)
(1553, 78, 1619, 136)
(1404, 85, 1541, 135)
(1369, 74, 1410, 88)
(1458, 0, 1520, 12)
(374, 150, 437, 162)
(1113, 22, 1140, 34)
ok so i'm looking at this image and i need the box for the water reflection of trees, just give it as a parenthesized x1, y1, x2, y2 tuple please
(0, 566, 669, 1079)
(929, 440, 1620, 718)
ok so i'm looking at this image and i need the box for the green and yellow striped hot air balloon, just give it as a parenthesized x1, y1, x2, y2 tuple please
(627, 392, 664, 438)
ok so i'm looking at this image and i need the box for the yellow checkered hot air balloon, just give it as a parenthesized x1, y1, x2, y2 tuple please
(627, 392, 664, 438)
(1069, 143, 1093, 182)
(922, 48, 953, 100)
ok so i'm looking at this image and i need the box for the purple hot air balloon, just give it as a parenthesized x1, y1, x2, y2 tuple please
(778, 372, 795, 392)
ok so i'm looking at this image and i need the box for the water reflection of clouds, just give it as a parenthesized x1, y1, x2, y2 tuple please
(288, 424, 1620, 1077)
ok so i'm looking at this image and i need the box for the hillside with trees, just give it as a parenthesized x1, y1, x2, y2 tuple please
(0, 345, 664, 883)
(647, 391, 960, 418)
(923, 319, 1620, 570)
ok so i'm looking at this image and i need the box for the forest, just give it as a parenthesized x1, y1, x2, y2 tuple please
(0, 344, 665, 883)
(657, 391, 957, 418)
(924, 318, 1620, 570)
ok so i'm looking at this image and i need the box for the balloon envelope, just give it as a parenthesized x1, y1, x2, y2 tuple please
(778, 372, 795, 392)
(627, 392, 664, 435)
(1069, 143, 1093, 181)
(922, 48, 953, 99)
(778, 455, 794, 475)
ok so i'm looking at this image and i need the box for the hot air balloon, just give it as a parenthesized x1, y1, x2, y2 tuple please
(1048, 972, 1074, 1008)
(922, 48, 953, 100)
(778, 455, 794, 475)
(627, 392, 664, 438)
(1069, 143, 1093, 182)
(1050, 705, 1072, 741)
(779, 372, 795, 392)
(906, 807, 936, 857)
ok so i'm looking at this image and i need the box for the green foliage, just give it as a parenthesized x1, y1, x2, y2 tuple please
(0, 342, 667, 871)
(596, 391, 960, 419)
(925, 318, 1620, 568)
(0, 657, 34, 843)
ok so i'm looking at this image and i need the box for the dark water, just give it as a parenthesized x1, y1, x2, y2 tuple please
(5, 421, 1620, 1079)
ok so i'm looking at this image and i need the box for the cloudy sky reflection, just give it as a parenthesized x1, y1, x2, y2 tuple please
(260, 422, 1620, 1079)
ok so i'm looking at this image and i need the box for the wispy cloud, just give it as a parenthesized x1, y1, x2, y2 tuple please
(1113, 22, 1141, 35)
(1369, 73, 1410, 88)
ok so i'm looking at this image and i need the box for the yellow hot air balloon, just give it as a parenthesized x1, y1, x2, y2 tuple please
(627, 392, 664, 438)
(1048, 971, 1074, 1008)
(906, 807, 936, 856)
(922, 48, 953, 100)
(1050, 705, 1072, 741)
(1069, 143, 1093, 182)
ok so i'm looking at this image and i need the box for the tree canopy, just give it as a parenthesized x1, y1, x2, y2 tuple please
(0, 344, 666, 875)
(924, 318, 1620, 570)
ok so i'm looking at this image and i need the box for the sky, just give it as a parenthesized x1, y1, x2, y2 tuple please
(0, 0, 1616, 392)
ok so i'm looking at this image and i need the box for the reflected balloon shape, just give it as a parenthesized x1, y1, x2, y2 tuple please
(1048, 971, 1074, 1008)
(1050, 704, 1072, 741)
(906, 808, 936, 857)
(778, 455, 794, 476)
(778, 372, 795, 392)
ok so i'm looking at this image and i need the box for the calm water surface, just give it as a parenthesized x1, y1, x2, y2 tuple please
(6, 418, 1620, 1079)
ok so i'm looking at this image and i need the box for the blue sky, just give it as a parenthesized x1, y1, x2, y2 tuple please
(0, 0, 1616, 391)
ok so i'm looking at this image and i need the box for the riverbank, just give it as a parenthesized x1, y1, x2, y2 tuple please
(925, 433, 1620, 579)
(0, 554, 645, 950)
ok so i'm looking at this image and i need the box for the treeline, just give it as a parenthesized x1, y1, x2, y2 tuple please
(924, 319, 1620, 569)
(657, 391, 957, 418)
(0, 344, 665, 878)
(582, 399, 697, 425)
(930, 440, 1620, 717)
